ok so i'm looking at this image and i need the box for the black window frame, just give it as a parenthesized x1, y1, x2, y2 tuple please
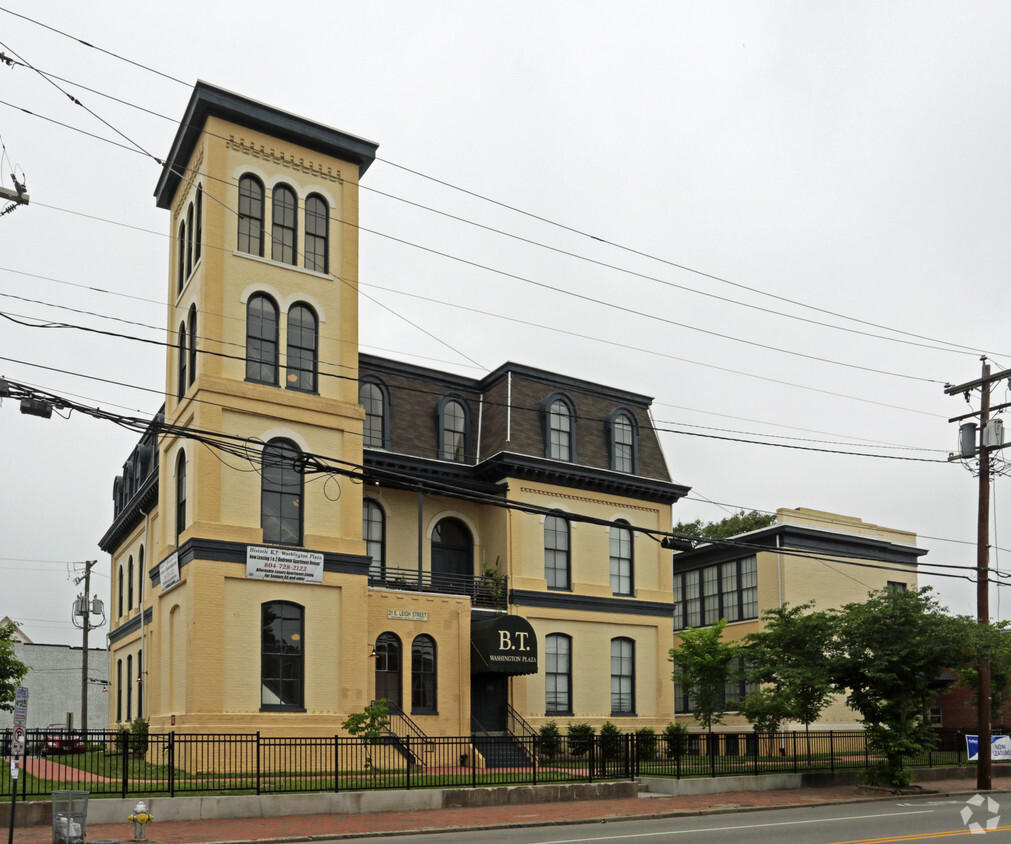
(185, 203, 194, 278)
(544, 512, 570, 591)
(238, 174, 265, 257)
(360, 378, 390, 449)
(127, 555, 134, 611)
(261, 438, 304, 546)
(246, 294, 280, 385)
(304, 193, 329, 273)
(545, 633, 572, 716)
(126, 653, 133, 722)
(177, 220, 186, 293)
(116, 658, 123, 723)
(374, 632, 402, 707)
(271, 183, 298, 265)
(260, 600, 305, 712)
(188, 306, 197, 387)
(117, 565, 124, 618)
(411, 634, 437, 715)
(607, 408, 638, 474)
(610, 637, 635, 716)
(285, 303, 318, 393)
(609, 520, 633, 596)
(177, 321, 187, 400)
(194, 186, 202, 266)
(542, 393, 576, 462)
(175, 450, 187, 546)
(673, 556, 759, 631)
(436, 395, 470, 462)
(363, 498, 385, 579)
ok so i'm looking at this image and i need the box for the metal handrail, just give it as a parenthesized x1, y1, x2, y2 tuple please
(369, 566, 507, 609)
(506, 703, 538, 741)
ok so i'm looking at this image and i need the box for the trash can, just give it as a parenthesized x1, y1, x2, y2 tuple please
(51, 791, 88, 844)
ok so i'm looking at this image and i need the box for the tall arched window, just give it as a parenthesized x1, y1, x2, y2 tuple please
(271, 184, 297, 265)
(610, 637, 635, 716)
(374, 632, 402, 708)
(117, 565, 124, 617)
(177, 220, 186, 293)
(261, 439, 303, 545)
(188, 306, 197, 386)
(544, 395, 575, 461)
(285, 303, 317, 392)
(431, 517, 472, 593)
(545, 633, 571, 715)
(194, 186, 202, 265)
(138, 546, 145, 606)
(544, 513, 570, 590)
(363, 499, 385, 579)
(127, 555, 134, 611)
(261, 601, 304, 710)
(609, 520, 633, 596)
(437, 397, 468, 462)
(175, 451, 187, 545)
(137, 649, 143, 719)
(185, 203, 194, 277)
(126, 654, 133, 722)
(177, 322, 187, 400)
(116, 659, 123, 722)
(246, 294, 279, 384)
(304, 193, 329, 273)
(608, 409, 638, 473)
(238, 175, 265, 256)
(411, 634, 437, 714)
(360, 379, 389, 449)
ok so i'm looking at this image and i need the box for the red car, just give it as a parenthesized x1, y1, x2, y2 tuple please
(42, 724, 85, 755)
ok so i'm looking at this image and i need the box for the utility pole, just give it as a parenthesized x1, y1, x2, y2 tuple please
(944, 357, 1011, 791)
(72, 561, 103, 738)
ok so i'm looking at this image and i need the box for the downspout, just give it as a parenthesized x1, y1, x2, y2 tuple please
(506, 372, 512, 444)
(477, 394, 484, 463)
(417, 490, 424, 587)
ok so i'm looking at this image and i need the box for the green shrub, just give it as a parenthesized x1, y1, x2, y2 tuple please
(129, 717, 149, 757)
(861, 760, 911, 789)
(600, 721, 622, 760)
(539, 721, 562, 761)
(635, 727, 657, 761)
(567, 722, 595, 758)
(663, 722, 688, 758)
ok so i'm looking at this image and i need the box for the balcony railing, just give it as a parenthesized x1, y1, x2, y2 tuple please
(369, 566, 507, 610)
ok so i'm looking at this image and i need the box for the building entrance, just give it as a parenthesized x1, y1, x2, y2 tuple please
(471, 673, 508, 732)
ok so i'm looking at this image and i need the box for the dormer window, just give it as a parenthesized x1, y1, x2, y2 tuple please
(607, 409, 638, 473)
(438, 396, 469, 462)
(543, 394, 576, 462)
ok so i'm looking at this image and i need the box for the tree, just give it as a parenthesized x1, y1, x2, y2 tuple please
(669, 619, 738, 739)
(742, 603, 835, 758)
(829, 587, 972, 788)
(956, 623, 1011, 720)
(342, 699, 390, 778)
(0, 620, 28, 712)
(672, 510, 775, 541)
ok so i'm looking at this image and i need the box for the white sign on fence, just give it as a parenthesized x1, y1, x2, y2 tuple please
(966, 734, 1011, 762)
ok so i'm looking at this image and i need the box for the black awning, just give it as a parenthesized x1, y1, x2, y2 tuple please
(471, 615, 538, 675)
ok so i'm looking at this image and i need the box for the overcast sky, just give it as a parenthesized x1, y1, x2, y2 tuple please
(2, 1, 1009, 646)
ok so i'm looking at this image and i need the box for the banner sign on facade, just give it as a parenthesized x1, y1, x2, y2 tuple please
(966, 734, 1011, 762)
(246, 546, 324, 584)
(160, 552, 180, 592)
(471, 615, 538, 675)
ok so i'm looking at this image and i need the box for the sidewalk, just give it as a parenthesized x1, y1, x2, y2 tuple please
(11, 775, 1010, 844)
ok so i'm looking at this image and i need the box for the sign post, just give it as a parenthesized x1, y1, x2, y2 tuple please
(8, 686, 28, 844)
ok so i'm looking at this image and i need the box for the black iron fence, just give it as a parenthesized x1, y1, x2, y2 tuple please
(0, 727, 987, 801)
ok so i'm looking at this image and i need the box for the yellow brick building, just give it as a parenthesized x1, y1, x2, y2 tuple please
(100, 83, 690, 741)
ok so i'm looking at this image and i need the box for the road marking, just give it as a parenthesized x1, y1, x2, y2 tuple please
(530, 810, 935, 843)
(824, 823, 1011, 842)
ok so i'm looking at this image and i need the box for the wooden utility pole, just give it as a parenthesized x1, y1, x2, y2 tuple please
(944, 358, 1011, 791)
(74, 560, 99, 738)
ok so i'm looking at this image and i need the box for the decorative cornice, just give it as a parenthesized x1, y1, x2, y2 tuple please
(510, 589, 672, 618)
(99, 470, 158, 553)
(226, 136, 343, 184)
(108, 607, 153, 644)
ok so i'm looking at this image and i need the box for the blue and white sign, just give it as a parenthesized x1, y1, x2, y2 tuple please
(966, 734, 1011, 762)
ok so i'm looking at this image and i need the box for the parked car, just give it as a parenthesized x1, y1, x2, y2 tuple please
(42, 724, 85, 755)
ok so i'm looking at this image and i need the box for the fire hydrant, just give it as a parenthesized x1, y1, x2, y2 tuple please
(128, 801, 152, 841)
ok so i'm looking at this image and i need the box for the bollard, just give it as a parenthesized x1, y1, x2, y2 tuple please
(127, 800, 152, 841)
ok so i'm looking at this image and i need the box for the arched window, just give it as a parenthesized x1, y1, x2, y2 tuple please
(304, 193, 329, 273)
(437, 397, 469, 462)
(116, 659, 123, 722)
(137, 649, 143, 719)
(544, 513, 570, 590)
(175, 451, 187, 545)
(543, 395, 575, 462)
(285, 303, 317, 392)
(177, 322, 187, 400)
(261, 601, 304, 710)
(261, 439, 303, 545)
(609, 520, 633, 596)
(608, 409, 637, 473)
(185, 203, 194, 278)
(374, 632, 401, 708)
(194, 186, 202, 265)
(363, 499, 385, 579)
(177, 220, 186, 293)
(188, 306, 197, 386)
(271, 184, 297, 265)
(126, 654, 133, 721)
(127, 555, 134, 611)
(238, 175, 265, 256)
(246, 294, 279, 385)
(117, 565, 124, 617)
(360, 379, 389, 449)
(545, 633, 572, 715)
(610, 638, 635, 716)
(431, 517, 472, 593)
(138, 546, 145, 606)
(411, 634, 437, 714)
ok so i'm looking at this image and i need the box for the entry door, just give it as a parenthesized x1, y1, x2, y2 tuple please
(472, 674, 508, 732)
(431, 518, 472, 593)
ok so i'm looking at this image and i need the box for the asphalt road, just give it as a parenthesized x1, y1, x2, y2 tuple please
(330, 792, 1011, 843)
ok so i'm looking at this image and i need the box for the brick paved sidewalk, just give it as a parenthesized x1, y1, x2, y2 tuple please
(10, 776, 1009, 844)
